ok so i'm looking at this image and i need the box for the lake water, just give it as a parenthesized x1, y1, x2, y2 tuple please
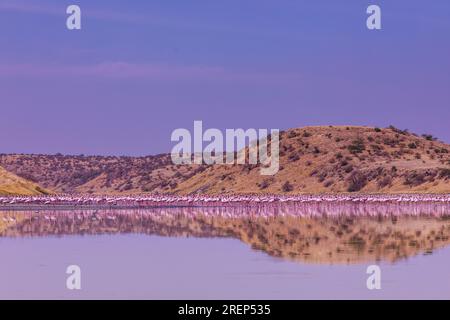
(0, 203, 449, 299)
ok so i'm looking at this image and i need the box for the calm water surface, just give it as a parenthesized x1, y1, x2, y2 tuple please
(0, 203, 449, 299)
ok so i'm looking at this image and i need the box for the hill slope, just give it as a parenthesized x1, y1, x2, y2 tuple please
(1, 126, 449, 195)
(174, 126, 450, 194)
(0, 154, 205, 195)
(0, 166, 49, 195)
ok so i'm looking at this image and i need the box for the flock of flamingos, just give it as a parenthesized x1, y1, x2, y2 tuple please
(0, 194, 450, 219)
(0, 194, 449, 207)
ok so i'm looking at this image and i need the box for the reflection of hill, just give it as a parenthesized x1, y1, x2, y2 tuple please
(1, 205, 450, 264)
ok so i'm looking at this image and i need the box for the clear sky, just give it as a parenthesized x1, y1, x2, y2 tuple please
(0, 0, 449, 155)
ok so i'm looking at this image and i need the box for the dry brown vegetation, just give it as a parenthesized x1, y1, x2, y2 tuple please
(173, 125, 450, 194)
(1, 125, 449, 195)
(0, 166, 49, 195)
(0, 154, 206, 195)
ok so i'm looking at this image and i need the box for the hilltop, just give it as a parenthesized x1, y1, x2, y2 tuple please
(174, 126, 450, 194)
(0, 125, 449, 195)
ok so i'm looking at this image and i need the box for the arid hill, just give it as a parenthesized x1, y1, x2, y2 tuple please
(0, 166, 48, 195)
(175, 126, 450, 194)
(1, 125, 449, 195)
(0, 153, 205, 195)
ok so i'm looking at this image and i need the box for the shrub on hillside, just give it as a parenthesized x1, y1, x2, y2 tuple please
(323, 179, 334, 188)
(258, 179, 272, 190)
(348, 138, 365, 154)
(282, 181, 294, 192)
(439, 168, 450, 179)
(377, 175, 393, 189)
(288, 152, 300, 162)
(347, 170, 368, 192)
(422, 134, 437, 141)
(403, 171, 437, 187)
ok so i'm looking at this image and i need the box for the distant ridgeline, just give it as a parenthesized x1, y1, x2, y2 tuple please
(0, 126, 449, 195)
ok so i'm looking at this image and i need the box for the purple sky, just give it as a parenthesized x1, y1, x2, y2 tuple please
(1, 0, 449, 155)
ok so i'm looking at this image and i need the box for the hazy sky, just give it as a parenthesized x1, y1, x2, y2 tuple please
(0, 0, 449, 155)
